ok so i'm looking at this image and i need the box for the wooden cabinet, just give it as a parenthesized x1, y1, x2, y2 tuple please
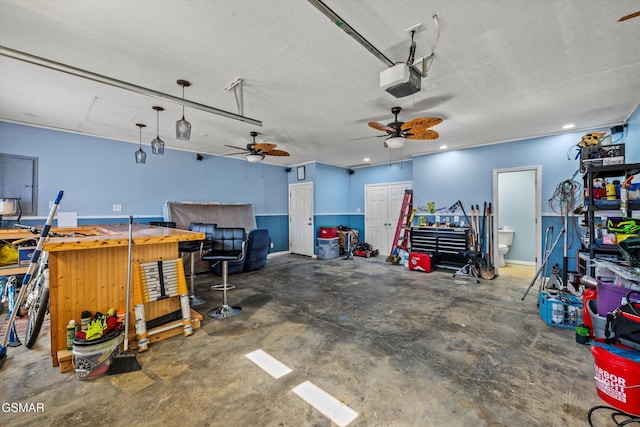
(43, 224, 204, 366)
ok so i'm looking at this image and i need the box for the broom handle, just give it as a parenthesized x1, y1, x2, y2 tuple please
(124, 216, 133, 352)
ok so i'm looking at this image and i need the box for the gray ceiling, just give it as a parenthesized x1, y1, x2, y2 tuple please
(1, 1, 639, 168)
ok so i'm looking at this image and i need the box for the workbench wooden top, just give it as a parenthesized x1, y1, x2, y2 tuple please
(0, 224, 205, 252)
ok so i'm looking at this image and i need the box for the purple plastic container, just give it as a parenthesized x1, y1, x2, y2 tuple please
(596, 280, 639, 316)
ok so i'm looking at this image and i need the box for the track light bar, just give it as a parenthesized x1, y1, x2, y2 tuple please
(307, 0, 394, 67)
(0, 45, 262, 127)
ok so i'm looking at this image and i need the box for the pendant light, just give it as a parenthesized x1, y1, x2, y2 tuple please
(135, 123, 147, 164)
(151, 106, 165, 155)
(176, 79, 192, 140)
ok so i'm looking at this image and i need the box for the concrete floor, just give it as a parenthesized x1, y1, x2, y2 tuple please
(0, 254, 615, 426)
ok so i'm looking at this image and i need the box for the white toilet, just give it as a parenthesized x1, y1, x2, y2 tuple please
(497, 226, 515, 267)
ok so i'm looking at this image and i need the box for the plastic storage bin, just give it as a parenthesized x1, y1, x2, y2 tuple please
(72, 331, 123, 380)
(586, 299, 611, 339)
(538, 291, 583, 329)
(317, 245, 339, 260)
(319, 227, 337, 238)
(597, 280, 637, 316)
(317, 237, 339, 246)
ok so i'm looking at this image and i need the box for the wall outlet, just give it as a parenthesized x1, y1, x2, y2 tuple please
(454, 215, 459, 222)
(435, 215, 440, 222)
(112, 204, 122, 212)
(270, 242, 274, 249)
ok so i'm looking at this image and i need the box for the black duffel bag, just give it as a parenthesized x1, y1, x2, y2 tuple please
(605, 290, 640, 351)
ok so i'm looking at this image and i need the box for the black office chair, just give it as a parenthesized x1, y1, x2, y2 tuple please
(150, 221, 215, 306)
(201, 227, 247, 319)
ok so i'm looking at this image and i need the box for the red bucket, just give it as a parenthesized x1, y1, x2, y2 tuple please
(591, 339, 640, 416)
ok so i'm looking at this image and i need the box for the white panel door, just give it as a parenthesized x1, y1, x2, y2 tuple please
(365, 182, 412, 256)
(365, 185, 389, 254)
(289, 182, 314, 257)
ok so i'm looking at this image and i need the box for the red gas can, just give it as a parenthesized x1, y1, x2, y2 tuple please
(408, 252, 435, 272)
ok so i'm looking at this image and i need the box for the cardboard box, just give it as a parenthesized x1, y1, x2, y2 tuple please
(336, 229, 358, 249)
(18, 246, 36, 265)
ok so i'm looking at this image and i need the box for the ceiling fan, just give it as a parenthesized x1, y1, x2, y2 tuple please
(367, 106, 442, 149)
(223, 131, 290, 163)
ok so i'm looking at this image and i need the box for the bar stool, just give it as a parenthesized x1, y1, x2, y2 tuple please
(201, 227, 247, 319)
(179, 223, 215, 306)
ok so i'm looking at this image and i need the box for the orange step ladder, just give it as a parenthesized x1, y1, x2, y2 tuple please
(388, 189, 414, 260)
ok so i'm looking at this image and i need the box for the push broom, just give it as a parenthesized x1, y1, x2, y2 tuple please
(107, 215, 141, 374)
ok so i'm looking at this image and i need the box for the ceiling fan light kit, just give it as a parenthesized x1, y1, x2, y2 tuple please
(135, 123, 147, 164)
(151, 106, 165, 155)
(175, 79, 192, 141)
(246, 153, 263, 163)
(385, 136, 405, 149)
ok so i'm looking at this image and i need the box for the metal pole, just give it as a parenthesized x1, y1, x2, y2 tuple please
(0, 45, 262, 127)
(521, 228, 565, 301)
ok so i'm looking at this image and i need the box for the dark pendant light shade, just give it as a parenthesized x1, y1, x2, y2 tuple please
(176, 79, 191, 141)
(151, 106, 165, 155)
(135, 123, 147, 164)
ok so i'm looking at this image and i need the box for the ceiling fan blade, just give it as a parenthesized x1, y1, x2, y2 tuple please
(401, 117, 443, 132)
(221, 151, 248, 156)
(224, 144, 250, 152)
(265, 149, 290, 157)
(406, 130, 439, 140)
(619, 10, 640, 21)
(368, 121, 395, 133)
(349, 134, 387, 141)
(254, 142, 277, 152)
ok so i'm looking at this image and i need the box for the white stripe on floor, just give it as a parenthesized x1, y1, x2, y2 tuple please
(292, 380, 359, 427)
(245, 349, 292, 379)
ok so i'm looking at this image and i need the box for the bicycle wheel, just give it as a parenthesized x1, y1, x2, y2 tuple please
(25, 270, 50, 349)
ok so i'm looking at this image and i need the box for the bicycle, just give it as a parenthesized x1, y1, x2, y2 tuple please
(22, 250, 50, 348)
(10, 223, 79, 349)
(0, 189, 63, 369)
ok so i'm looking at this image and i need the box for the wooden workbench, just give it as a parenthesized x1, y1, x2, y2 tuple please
(41, 224, 205, 366)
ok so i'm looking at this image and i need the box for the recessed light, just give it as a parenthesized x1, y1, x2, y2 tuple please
(200, 133, 209, 137)
(562, 123, 575, 130)
(363, 158, 370, 162)
(439, 145, 447, 149)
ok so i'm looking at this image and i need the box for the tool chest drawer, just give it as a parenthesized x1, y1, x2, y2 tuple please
(410, 226, 470, 268)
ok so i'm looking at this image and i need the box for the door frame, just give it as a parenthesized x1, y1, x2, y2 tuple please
(288, 181, 315, 257)
(492, 166, 541, 275)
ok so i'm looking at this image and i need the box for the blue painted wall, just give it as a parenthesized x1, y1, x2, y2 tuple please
(0, 122, 290, 250)
(2, 102, 638, 269)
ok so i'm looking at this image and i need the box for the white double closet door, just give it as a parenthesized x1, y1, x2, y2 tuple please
(365, 181, 412, 256)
